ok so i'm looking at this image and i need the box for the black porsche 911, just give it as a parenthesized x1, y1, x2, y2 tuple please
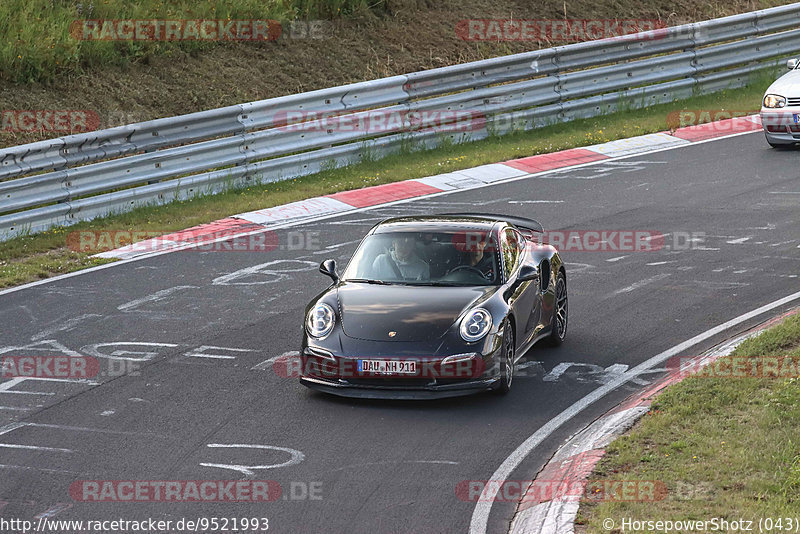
(299, 213, 567, 399)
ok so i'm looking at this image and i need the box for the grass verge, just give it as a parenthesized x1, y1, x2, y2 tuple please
(577, 310, 800, 532)
(1, 0, 375, 84)
(0, 71, 776, 289)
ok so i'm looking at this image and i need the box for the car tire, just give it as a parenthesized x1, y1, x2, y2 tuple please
(766, 136, 795, 149)
(493, 321, 514, 395)
(768, 141, 790, 149)
(547, 271, 568, 346)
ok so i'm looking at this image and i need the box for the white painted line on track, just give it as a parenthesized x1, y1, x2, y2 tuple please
(201, 444, 305, 476)
(251, 351, 299, 371)
(0, 422, 26, 436)
(0, 443, 73, 453)
(0, 464, 82, 475)
(0, 378, 27, 392)
(34, 504, 73, 520)
(0, 377, 99, 393)
(508, 200, 565, 204)
(469, 289, 800, 534)
(117, 285, 198, 311)
(0, 421, 166, 437)
(612, 273, 671, 295)
(211, 259, 318, 286)
(0, 339, 83, 358)
(0, 128, 764, 299)
(82, 341, 178, 363)
(184, 346, 254, 360)
(0, 390, 55, 396)
(30, 314, 101, 341)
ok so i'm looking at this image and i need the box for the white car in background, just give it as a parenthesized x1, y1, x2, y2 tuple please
(761, 58, 800, 148)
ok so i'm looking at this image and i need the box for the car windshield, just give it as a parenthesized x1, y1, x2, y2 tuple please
(341, 230, 501, 286)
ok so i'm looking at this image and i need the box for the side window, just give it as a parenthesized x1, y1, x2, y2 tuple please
(501, 228, 521, 279)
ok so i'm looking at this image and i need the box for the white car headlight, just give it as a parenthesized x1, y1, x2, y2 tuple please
(306, 303, 335, 338)
(459, 308, 493, 342)
(763, 94, 787, 108)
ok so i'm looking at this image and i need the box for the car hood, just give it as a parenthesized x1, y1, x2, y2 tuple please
(766, 70, 800, 97)
(336, 282, 496, 342)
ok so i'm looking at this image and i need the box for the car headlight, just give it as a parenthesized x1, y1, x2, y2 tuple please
(763, 94, 786, 108)
(459, 308, 493, 342)
(306, 303, 335, 338)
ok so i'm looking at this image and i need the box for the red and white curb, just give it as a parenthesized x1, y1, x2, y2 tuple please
(508, 306, 795, 534)
(95, 115, 763, 260)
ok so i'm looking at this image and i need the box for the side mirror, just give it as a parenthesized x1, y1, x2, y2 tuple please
(518, 264, 539, 282)
(787, 58, 798, 70)
(319, 259, 339, 283)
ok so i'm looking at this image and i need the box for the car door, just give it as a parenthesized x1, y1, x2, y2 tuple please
(501, 227, 541, 350)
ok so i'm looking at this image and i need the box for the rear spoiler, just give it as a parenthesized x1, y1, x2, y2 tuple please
(437, 213, 544, 233)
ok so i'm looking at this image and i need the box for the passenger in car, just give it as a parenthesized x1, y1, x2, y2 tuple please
(372, 235, 430, 280)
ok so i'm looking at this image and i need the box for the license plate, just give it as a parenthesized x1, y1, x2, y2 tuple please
(794, 114, 799, 124)
(357, 359, 417, 375)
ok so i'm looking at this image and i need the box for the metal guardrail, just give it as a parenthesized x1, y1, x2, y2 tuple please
(2, 3, 800, 240)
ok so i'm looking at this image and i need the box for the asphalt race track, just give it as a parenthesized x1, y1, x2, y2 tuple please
(0, 131, 798, 534)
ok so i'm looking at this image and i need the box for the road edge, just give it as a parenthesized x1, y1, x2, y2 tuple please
(507, 307, 799, 534)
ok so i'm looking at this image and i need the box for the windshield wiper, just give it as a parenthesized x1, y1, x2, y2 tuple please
(345, 279, 479, 287)
(406, 281, 471, 287)
(344, 278, 395, 285)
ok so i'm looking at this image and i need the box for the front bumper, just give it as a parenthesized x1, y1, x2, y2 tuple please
(299, 333, 504, 399)
(299, 375, 499, 399)
(760, 109, 800, 144)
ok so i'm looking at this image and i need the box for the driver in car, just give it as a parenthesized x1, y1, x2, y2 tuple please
(372, 235, 430, 281)
(462, 234, 496, 281)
